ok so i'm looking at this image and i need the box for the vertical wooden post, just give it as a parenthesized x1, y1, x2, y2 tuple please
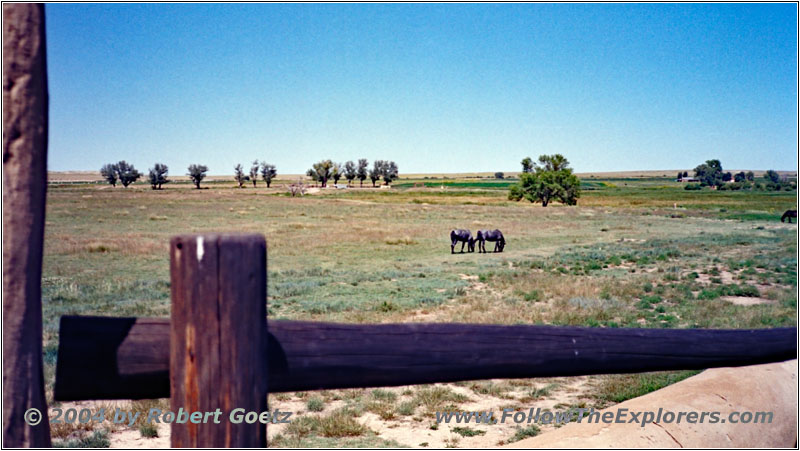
(170, 234, 268, 447)
(2, 3, 52, 447)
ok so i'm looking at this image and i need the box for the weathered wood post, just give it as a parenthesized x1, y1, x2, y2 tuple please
(169, 234, 268, 447)
(2, 3, 52, 447)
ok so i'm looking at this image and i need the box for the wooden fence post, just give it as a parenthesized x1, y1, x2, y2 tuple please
(2, 3, 51, 447)
(170, 234, 268, 447)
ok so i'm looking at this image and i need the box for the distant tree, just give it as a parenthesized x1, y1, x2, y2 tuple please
(308, 160, 333, 187)
(521, 157, 534, 174)
(260, 162, 277, 187)
(369, 160, 384, 187)
(148, 163, 169, 190)
(693, 159, 724, 187)
(765, 170, 781, 184)
(234, 164, 249, 188)
(683, 171, 689, 178)
(495, 172, 504, 179)
(734, 172, 746, 183)
(116, 161, 142, 188)
(332, 162, 343, 186)
(100, 163, 118, 186)
(722, 171, 732, 182)
(250, 160, 260, 187)
(745, 171, 755, 181)
(381, 161, 399, 185)
(676, 172, 683, 180)
(187, 164, 208, 189)
(508, 154, 580, 207)
(344, 160, 357, 186)
(357, 158, 369, 187)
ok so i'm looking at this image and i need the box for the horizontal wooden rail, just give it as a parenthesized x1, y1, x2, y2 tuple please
(54, 315, 796, 401)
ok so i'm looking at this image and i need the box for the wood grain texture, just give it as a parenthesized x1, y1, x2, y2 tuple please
(169, 234, 267, 448)
(55, 317, 796, 400)
(2, 3, 51, 447)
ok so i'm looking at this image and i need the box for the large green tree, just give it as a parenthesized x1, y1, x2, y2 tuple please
(508, 154, 580, 207)
(693, 159, 724, 187)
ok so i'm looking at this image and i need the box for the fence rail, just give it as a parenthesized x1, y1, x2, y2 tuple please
(55, 315, 796, 401)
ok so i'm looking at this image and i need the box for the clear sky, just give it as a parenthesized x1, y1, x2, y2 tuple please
(45, 3, 797, 175)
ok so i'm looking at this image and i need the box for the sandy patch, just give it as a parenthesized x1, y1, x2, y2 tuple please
(720, 296, 776, 306)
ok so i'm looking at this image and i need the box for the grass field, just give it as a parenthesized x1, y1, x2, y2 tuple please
(42, 175, 796, 447)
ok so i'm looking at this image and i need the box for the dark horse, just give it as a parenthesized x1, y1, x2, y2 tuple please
(476, 229, 506, 253)
(781, 209, 797, 223)
(450, 229, 475, 254)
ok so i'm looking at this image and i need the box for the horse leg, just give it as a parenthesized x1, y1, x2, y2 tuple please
(460, 241, 466, 253)
(451, 241, 455, 254)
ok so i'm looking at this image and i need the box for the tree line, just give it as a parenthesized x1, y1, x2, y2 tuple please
(101, 161, 220, 190)
(306, 159, 398, 188)
(99, 158, 399, 190)
(688, 160, 794, 191)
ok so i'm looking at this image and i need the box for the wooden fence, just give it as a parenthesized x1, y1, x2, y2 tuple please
(53, 233, 796, 447)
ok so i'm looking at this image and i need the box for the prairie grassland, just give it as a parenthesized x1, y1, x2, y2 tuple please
(43, 177, 796, 447)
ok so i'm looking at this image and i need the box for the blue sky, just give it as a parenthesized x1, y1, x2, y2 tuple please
(46, 3, 797, 175)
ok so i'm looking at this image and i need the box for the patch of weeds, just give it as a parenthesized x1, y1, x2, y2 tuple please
(296, 408, 368, 438)
(593, 370, 700, 408)
(53, 429, 111, 448)
(523, 290, 541, 302)
(371, 389, 397, 402)
(452, 426, 486, 437)
(414, 386, 470, 415)
(469, 381, 513, 398)
(520, 383, 559, 402)
(444, 435, 461, 448)
(139, 423, 158, 438)
(396, 401, 416, 416)
(506, 425, 541, 444)
(306, 397, 325, 412)
(366, 401, 396, 421)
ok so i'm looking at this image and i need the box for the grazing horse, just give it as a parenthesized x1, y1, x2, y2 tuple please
(781, 209, 797, 223)
(476, 229, 506, 253)
(450, 229, 475, 254)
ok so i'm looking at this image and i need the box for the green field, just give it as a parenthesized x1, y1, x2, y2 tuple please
(43, 175, 797, 447)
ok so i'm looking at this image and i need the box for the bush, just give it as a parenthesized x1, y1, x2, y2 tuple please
(307, 397, 325, 412)
(684, 183, 701, 191)
(139, 423, 158, 438)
